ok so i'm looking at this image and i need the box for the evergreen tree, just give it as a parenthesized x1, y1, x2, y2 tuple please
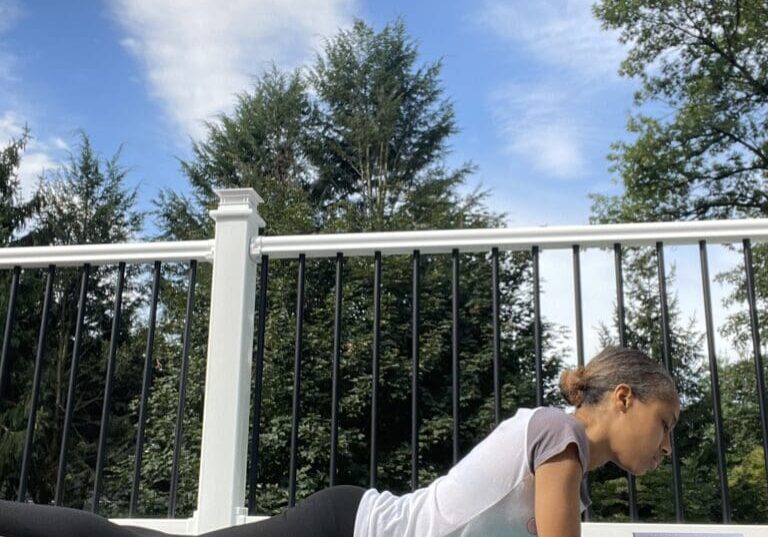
(0, 129, 46, 499)
(590, 247, 715, 521)
(0, 133, 145, 513)
(0, 129, 41, 246)
(132, 19, 573, 517)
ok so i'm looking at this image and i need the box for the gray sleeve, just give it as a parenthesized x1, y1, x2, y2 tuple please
(526, 408, 589, 476)
(527, 408, 592, 510)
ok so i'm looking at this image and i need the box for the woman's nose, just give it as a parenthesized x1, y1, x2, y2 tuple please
(661, 433, 672, 456)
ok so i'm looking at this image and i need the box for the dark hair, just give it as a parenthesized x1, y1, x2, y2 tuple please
(559, 346, 678, 407)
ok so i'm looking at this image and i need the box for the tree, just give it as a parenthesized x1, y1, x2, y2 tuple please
(131, 19, 573, 518)
(307, 19, 458, 227)
(0, 129, 41, 246)
(0, 130, 46, 499)
(591, 0, 768, 223)
(590, 247, 715, 521)
(590, 1, 768, 521)
(0, 133, 145, 512)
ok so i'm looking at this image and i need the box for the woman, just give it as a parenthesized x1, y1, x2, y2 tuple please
(0, 346, 680, 537)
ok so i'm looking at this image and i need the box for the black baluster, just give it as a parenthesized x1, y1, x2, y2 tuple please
(452, 249, 460, 465)
(655, 242, 684, 521)
(492, 248, 501, 426)
(532, 246, 543, 406)
(614, 243, 638, 521)
(699, 240, 731, 522)
(330, 253, 343, 487)
(572, 245, 591, 521)
(92, 261, 126, 514)
(130, 261, 162, 516)
(247, 256, 268, 515)
(288, 254, 306, 507)
(0, 265, 21, 400)
(742, 239, 768, 495)
(55, 264, 90, 505)
(169, 260, 197, 517)
(370, 251, 381, 488)
(411, 250, 420, 491)
(18, 265, 56, 502)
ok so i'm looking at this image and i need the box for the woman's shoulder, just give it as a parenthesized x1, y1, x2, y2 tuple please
(497, 406, 573, 429)
(524, 406, 589, 475)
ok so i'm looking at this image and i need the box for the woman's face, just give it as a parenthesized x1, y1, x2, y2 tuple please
(609, 388, 680, 476)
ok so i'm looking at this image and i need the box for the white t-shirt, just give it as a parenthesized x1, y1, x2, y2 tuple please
(353, 406, 592, 537)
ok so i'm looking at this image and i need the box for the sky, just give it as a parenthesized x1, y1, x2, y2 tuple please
(0, 0, 749, 365)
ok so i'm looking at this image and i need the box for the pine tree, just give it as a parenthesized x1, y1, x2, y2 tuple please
(132, 19, 573, 517)
(0, 133, 145, 512)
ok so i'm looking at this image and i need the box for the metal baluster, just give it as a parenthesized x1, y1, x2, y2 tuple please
(411, 250, 420, 491)
(699, 240, 731, 522)
(92, 261, 126, 514)
(492, 247, 501, 426)
(370, 251, 381, 488)
(742, 238, 768, 495)
(288, 254, 306, 507)
(18, 265, 56, 502)
(452, 249, 460, 465)
(130, 261, 162, 516)
(330, 253, 343, 487)
(0, 265, 21, 400)
(614, 243, 638, 521)
(532, 246, 543, 406)
(655, 242, 684, 521)
(169, 260, 197, 517)
(572, 245, 591, 521)
(246, 256, 268, 515)
(55, 264, 90, 505)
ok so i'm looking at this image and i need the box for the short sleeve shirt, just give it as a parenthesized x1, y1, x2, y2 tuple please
(353, 406, 591, 537)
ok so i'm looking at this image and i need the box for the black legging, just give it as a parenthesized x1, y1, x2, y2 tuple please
(0, 485, 366, 537)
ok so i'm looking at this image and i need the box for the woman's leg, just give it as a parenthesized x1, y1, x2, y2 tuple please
(201, 485, 366, 537)
(0, 485, 366, 537)
(0, 500, 161, 537)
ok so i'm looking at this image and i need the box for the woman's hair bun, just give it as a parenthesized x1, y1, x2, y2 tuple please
(559, 367, 587, 407)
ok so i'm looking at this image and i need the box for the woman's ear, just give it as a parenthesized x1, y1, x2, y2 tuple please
(612, 383, 633, 411)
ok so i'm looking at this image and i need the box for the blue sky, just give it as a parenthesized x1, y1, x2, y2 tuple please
(0, 0, 745, 362)
(0, 0, 635, 224)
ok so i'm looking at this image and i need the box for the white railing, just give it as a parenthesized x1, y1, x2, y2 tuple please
(2, 187, 766, 536)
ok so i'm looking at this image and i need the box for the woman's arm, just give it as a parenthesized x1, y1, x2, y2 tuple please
(534, 442, 583, 537)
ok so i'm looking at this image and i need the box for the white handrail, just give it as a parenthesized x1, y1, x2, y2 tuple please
(0, 240, 214, 268)
(252, 218, 768, 259)
(3, 219, 767, 268)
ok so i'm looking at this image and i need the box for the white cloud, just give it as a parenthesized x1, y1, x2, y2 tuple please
(490, 83, 587, 179)
(477, 0, 625, 79)
(110, 0, 355, 141)
(51, 136, 69, 151)
(479, 1, 635, 180)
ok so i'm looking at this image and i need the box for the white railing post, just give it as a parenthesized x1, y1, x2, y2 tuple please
(192, 189, 264, 534)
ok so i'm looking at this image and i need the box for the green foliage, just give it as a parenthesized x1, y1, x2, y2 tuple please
(134, 18, 571, 518)
(0, 133, 146, 512)
(591, 0, 768, 222)
(590, 1, 768, 522)
(0, 128, 41, 246)
(307, 19, 458, 226)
